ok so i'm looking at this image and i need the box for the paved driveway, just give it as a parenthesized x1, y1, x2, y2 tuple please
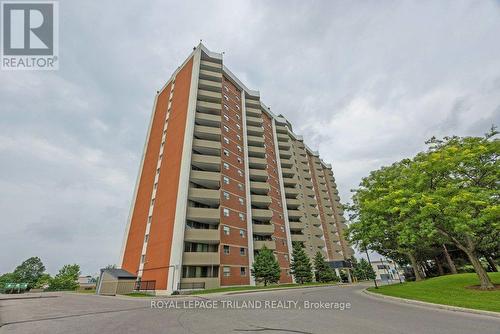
(1, 285, 499, 334)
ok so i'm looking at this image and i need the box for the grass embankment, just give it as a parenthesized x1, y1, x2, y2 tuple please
(191, 281, 336, 295)
(367, 273, 500, 312)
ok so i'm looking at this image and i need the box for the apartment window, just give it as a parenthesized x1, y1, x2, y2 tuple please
(237, 145, 242, 152)
(223, 162, 229, 170)
(223, 192, 230, 200)
(240, 248, 246, 256)
(224, 149, 230, 157)
(236, 124, 241, 130)
(238, 183, 243, 190)
(151, 199, 155, 206)
(223, 176, 230, 184)
(239, 198, 244, 206)
(224, 137, 229, 144)
(144, 234, 149, 243)
(156, 168, 160, 175)
(238, 169, 243, 177)
(281, 226, 285, 232)
(224, 105, 229, 111)
(224, 226, 230, 235)
(284, 254, 289, 261)
(236, 105, 240, 111)
(237, 157, 242, 164)
(141, 255, 146, 263)
(223, 208, 230, 217)
(147, 216, 152, 224)
(224, 95, 229, 101)
(239, 213, 245, 221)
(237, 134, 241, 141)
(224, 125, 229, 132)
(223, 266, 231, 277)
(223, 114, 229, 121)
(240, 267, 246, 276)
(240, 229, 245, 238)
(223, 245, 230, 255)
(224, 86, 229, 92)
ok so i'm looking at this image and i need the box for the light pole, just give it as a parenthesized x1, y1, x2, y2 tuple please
(364, 245, 378, 289)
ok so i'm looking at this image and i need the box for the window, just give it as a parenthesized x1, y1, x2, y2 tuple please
(238, 183, 243, 190)
(223, 162, 229, 170)
(224, 137, 229, 144)
(237, 145, 242, 152)
(147, 216, 152, 224)
(240, 248, 246, 256)
(236, 124, 241, 130)
(240, 267, 246, 276)
(240, 229, 245, 238)
(223, 176, 230, 184)
(224, 86, 228, 92)
(236, 105, 240, 110)
(239, 213, 245, 221)
(156, 168, 160, 175)
(239, 198, 244, 205)
(223, 245, 230, 255)
(223, 149, 229, 157)
(223, 192, 230, 200)
(224, 125, 229, 132)
(223, 208, 230, 217)
(223, 266, 231, 277)
(224, 104, 229, 111)
(223, 226, 230, 235)
(224, 95, 229, 101)
(141, 255, 146, 263)
(237, 157, 242, 164)
(223, 114, 229, 121)
(144, 234, 149, 243)
(284, 254, 288, 261)
(281, 226, 285, 232)
(238, 169, 243, 177)
(151, 199, 155, 206)
(237, 134, 241, 141)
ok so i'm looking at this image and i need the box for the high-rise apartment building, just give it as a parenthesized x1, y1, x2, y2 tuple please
(120, 44, 354, 294)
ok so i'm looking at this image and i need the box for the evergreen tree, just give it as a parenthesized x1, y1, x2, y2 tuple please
(251, 246, 280, 286)
(360, 258, 376, 280)
(291, 243, 313, 284)
(313, 252, 338, 282)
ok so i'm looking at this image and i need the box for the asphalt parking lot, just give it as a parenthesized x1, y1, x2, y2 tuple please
(1, 285, 499, 334)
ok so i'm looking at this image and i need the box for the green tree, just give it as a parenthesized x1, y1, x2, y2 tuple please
(348, 128, 499, 289)
(34, 273, 52, 289)
(0, 272, 19, 290)
(313, 252, 337, 282)
(49, 264, 80, 291)
(251, 246, 280, 286)
(290, 243, 313, 284)
(13, 257, 46, 289)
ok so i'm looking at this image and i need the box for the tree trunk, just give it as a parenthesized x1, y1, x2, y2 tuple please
(442, 244, 457, 274)
(486, 256, 498, 272)
(435, 257, 444, 276)
(408, 253, 423, 281)
(464, 250, 495, 290)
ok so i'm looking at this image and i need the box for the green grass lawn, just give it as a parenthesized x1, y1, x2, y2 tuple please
(367, 273, 500, 312)
(125, 292, 155, 297)
(189, 281, 337, 295)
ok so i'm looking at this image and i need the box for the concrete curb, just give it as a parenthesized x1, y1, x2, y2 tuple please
(222, 283, 341, 296)
(363, 288, 500, 319)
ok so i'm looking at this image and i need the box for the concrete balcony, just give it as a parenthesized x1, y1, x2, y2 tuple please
(277, 133, 289, 142)
(245, 98, 260, 108)
(308, 217, 322, 226)
(252, 223, 274, 235)
(184, 228, 220, 244)
(197, 89, 221, 103)
(287, 210, 303, 219)
(250, 181, 270, 195)
(308, 208, 320, 216)
(305, 197, 317, 206)
(197, 101, 221, 115)
(331, 234, 340, 242)
(303, 180, 314, 189)
(275, 124, 288, 134)
(200, 59, 222, 71)
(247, 125, 264, 136)
(248, 146, 266, 158)
(188, 188, 220, 206)
(279, 149, 292, 159)
(323, 207, 334, 216)
(311, 226, 323, 236)
(281, 168, 295, 178)
(286, 198, 301, 209)
(284, 187, 300, 198)
(311, 238, 326, 248)
(191, 154, 221, 172)
(280, 158, 293, 168)
(289, 222, 304, 231)
(195, 112, 221, 127)
(199, 69, 222, 82)
(194, 125, 221, 141)
(246, 107, 261, 118)
(254, 240, 276, 250)
(186, 207, 220, 224)
(290, 234, 307, 242)
(252, 209, 273, 222)
(183, 252, 220, 265)
(249, 157, 267, 169)
(192, 139, 221, 156)
(278, 140, 291, 149)
(247, 135, 264, 147)
(283, 177, 298, 187)
(190, 170, 220, 189)
(198, 79, 222, 92)
(180, 277, 219, 290)
(246, 115, 263, 126)
(249, 169, 268, 182)
(251, 194, 272, 208)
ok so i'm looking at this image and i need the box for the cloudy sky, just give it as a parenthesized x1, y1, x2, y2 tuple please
(1, 1, 499, 275)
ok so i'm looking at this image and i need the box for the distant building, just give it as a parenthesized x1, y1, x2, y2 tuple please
(77, 275, 97, 290)
(370, 259, 405, 282)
